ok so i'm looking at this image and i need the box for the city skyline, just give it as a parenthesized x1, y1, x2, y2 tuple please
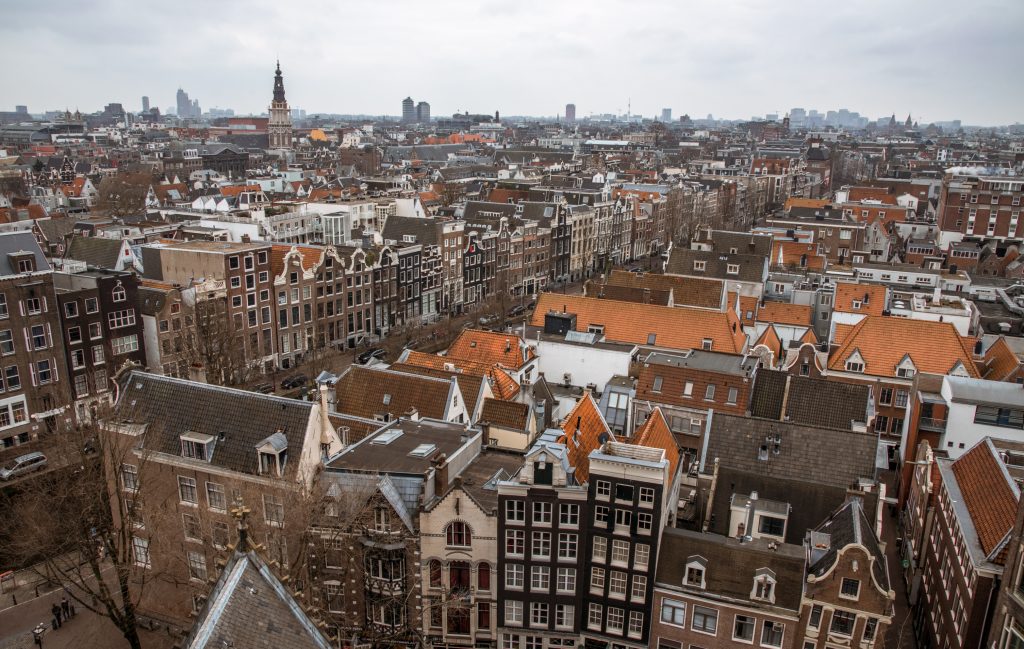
(2, 0, 1022, 125)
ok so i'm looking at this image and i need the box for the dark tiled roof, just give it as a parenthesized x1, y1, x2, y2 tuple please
(114, 371, 314, 477)
(704, 412, 877, 489)
(480, 398, 530, 430)
(334, 365, 453, 421)
(694, 229, 774, 257)
(183, 549, 332, 649)
(431, 449, 524, 514)
(655, 527, 805, 612)
(809, 497, 890, 592)
(602, 269, 724, 310)
(64, 235, 123, 269)
(665, 248, 767, 284)
(0, 231, 49, 276)
(749, 370, 870, 430)
(136, 286, 169, 316)
(381, 215, 442, 246)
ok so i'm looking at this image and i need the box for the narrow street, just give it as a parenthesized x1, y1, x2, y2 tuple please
(880, 470, 917, 649)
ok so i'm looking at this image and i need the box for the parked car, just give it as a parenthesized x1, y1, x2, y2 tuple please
(0, 452, 47, 481)
(357, 348, 387, 365)
(478, 314, 498, 326)
(280, 374, 308, 390)
(507, 305, 528, 318)
(253, 383, 275, 394)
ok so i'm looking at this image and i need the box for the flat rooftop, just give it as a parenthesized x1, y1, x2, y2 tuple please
(640, 349, 758, 377)
(326, 417, 476, 476)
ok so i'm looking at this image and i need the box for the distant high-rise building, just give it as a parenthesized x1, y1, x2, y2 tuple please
(790, 107, 806, 124)
(191, 99, 200, 117)
(416, 101, 430, 123)
(142, 96, 150, 113)
(15, 105, 27, 115)
(402, 97, 416, 124)
(268, 60, 293, 150)
(661, 108, 672, 122)
(176, 88, 191, 118)
(565, 103, 576, 122)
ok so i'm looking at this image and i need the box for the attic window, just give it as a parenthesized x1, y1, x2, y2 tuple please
(852, 300, 862, 309)
(256, 431, 288, 477)
(647, 333, 657, 345)
(751, 569, 776, 603)
(180, 431, 215, 462)
(701, 338, 713, 351)
(383, 394, 392, 405)
(684, 556, 707, 589)
(727, 264, 740, 275)
(897, 367, 916, 378)
(845, 360, 864, 373)
(693, 260, 706, 272)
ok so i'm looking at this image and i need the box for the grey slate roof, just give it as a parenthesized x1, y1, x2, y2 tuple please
(64, 235, 123, 269)
(381, 215, 443, 246)
(655, 526, 805, 612)
(694, 229, 774, 256)
(183, 548, 332, 649)
(0, 230, 50, 276)
(703, 412, 877, 489)
(749, 370, 870, 430)
(808, 497, 890, 592)
(114, 371, 314, 478)
(665, 248, 767, 283)
(137, 286, 169, 317)
(702, 411, 879, 544)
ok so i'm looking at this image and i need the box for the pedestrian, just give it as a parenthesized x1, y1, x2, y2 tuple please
(51, 602, 62, 628)
(61, 596, 70, 619)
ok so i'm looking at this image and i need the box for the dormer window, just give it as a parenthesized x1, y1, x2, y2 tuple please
(693, 260, 706, 271)
(179, 431, 215, 462)
(845, 350, 865, 373)
(727, 264, 740, 275)
(256, 431, 288, 477)
(751, 568, 776, 603)
(896, 355, 917, 378)
(684, 556, 707, 589)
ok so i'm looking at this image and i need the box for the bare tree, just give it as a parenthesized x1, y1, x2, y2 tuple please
(180, 292, 258, 386)
(94, 173, 152, 217)
(437, 181, 462, 208)
(0, 412, 180, 649)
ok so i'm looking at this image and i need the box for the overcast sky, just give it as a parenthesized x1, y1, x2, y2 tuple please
(3, 0, 1021, 125)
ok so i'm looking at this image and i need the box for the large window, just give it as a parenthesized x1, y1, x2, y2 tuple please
(660, 599, 686, 626)
(692, 606, 718, 634)
(505, 600, 523, 625)
(558, 533, 577, 559)
(132, 536, 150, 568)
(112, 335, 139, 355)
(830, 610, 856, 636)
(206, 482, 226, 512)
(506, 500, 525, 522)
(761, 621, 784, 647)
(976, 406, 1024, 430)
(505, 564, 524, 589)
(506, 529, 525, 556)
(446, 521, 472, 547)
(177, 476, 197, 504)
(0, 395, 27, 430)
(556, 567, 575, 592)
(733, 615, 755, 641)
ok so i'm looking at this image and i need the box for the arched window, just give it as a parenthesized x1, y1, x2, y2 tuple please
(446, 521, 472, 547)
(477, 562, 491, 591)
(112, 282, 126, 303)
(428, 559, 441, 588)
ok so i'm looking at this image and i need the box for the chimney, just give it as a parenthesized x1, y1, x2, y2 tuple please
(319, 382, 334, 448)
(432, 454, 449, 494)
(407, 407, 420, 422)
(779, 375, 792, 421)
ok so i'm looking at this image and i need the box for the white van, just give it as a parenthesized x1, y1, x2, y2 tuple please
(0, 452, 47, 480)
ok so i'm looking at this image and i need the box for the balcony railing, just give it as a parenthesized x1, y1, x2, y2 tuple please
(918, 417, 947, 432)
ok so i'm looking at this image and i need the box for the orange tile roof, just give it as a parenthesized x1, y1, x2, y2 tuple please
(950, 440, 1018, 560)
(753, 325, 783, 359)
(984, 337, 1021, 381)
(847, 187, 898, 204)
(533, 293, 746, 354)
(727, 292, 759, 327)
(631, 407, 680, 481)
(834, 282, 887, 317)
(828, 316, 979, 378)
(270, 243, 322, 275)
(219, 184, 261, 198)
(557, 393, 614, 484)
(756, 301, 813, 326)
(401, 350, 521, 400)
(784, 197, 830, 211)
(771, 241, 826, 270)
(799, 328, 818, 345)
(832, 323, 856, 346)
(446, 329, 535, 371)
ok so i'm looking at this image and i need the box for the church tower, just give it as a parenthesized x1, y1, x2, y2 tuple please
(268, 61, 293, 151)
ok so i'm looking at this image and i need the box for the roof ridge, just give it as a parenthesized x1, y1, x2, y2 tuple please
(125, 370, 314, 409)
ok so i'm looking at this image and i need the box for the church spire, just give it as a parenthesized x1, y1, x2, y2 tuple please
(273, 61, 286, 103)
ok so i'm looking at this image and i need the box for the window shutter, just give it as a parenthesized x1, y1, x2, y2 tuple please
(51, 357, 58, 383)
(29, 363, 36, 387)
